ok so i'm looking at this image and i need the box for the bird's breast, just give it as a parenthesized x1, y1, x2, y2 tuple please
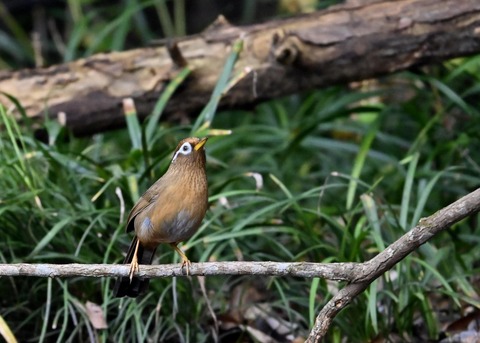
(133, 170, 208, 246)
(162, 209, 201, 242)
(135, 209, 201, 245)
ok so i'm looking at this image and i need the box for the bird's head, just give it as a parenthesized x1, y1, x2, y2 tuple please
(170, 137, 208, 169)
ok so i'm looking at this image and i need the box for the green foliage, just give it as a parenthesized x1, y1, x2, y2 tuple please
(2, 58, 480, 341)
(1, 1, 480, 342)
(0, 0, 187, 68)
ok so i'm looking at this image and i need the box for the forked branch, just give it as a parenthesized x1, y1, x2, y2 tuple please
(306, 187, 480, 342)
(0, 188, 478, 342)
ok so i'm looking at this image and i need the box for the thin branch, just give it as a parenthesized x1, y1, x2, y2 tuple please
(0, 261, 358, 280)
(306, 187, 480, 342)
(356, 186, 480, 282)
(0, 188, 478, 342)
(307, 282, 370, 342)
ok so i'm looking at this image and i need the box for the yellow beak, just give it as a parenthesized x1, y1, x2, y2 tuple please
(194, 137, 208, 151)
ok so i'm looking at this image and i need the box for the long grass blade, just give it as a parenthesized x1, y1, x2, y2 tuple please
(191, 39, 244, 134)
(0, 315, 17, 343)
(346, 119, 379, 210)
(123, 98, 142, 150)
(309, 278, 320, 327)
(28, 217, 73, 259)
(400, 152, 419, 229)
(38, 278, 52, 343)
(145, 67, 192, 145)
(361, 193, 385, 251)
(367, 280, 378, 334)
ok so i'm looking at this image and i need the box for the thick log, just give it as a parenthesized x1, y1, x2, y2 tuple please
(1, 0, 479, 135)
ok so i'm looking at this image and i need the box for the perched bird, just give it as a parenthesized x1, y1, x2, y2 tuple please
(114, 137, 208, 297)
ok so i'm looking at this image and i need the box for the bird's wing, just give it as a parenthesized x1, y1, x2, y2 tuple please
(125, 186, 160, 232)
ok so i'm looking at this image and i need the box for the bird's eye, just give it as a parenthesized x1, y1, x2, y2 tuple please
(172, 142, 192, 161)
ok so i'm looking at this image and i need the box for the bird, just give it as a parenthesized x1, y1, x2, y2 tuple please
(113, 137, 209, 298)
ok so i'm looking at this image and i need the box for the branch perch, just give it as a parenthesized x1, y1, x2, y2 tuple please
(1, 188, 478, 343)
(0, 261, 358, 280)
(306, 187, 480, 342)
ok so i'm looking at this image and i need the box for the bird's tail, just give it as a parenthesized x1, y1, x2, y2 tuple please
(113, 237, 156, 298)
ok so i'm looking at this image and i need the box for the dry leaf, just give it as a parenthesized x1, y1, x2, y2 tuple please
(0, 315, 17, 343)
(85, 301, 108, 330)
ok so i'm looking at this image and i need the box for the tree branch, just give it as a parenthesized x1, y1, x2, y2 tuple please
(0, 261, 358, 280)
(1, 188, 478, 342)
(306, 187, 480, 342)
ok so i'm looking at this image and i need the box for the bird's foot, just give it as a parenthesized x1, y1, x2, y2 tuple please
(181, 258, 192, 276)
(129, 255, 139, 283)
(129, 239, 141, 282)
(170, 243, 192, 276)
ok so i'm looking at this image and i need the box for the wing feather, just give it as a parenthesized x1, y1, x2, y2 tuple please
(125, 182, 162, 232)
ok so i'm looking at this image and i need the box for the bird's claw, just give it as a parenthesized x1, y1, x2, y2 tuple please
(181, 258, 192, 276)
(129, 254, 139, 283)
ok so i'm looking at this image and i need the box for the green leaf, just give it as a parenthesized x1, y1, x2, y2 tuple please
(28, 217, 73, 259)
(346, 119, 379, 210)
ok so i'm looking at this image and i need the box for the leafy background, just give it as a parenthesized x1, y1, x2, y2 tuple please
(1, 0, 479, 342)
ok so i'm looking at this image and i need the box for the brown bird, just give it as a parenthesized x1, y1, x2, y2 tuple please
(114, 137, 208, 297)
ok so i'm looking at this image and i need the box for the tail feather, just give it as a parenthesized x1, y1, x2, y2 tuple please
(113, 237, 156, 298)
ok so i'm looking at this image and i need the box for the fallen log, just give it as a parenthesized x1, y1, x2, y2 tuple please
(1, 0, 479, 135)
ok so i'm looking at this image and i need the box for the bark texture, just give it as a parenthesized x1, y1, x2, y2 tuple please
(1, 0, 480, 135)
(0, 261, 358, 279)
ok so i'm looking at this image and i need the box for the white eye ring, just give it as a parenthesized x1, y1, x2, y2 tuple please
(172, 142, 192, 161)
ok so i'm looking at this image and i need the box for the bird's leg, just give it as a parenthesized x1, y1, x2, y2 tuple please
(170, 243, 191, 275)
(129, 239, 140, 283)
